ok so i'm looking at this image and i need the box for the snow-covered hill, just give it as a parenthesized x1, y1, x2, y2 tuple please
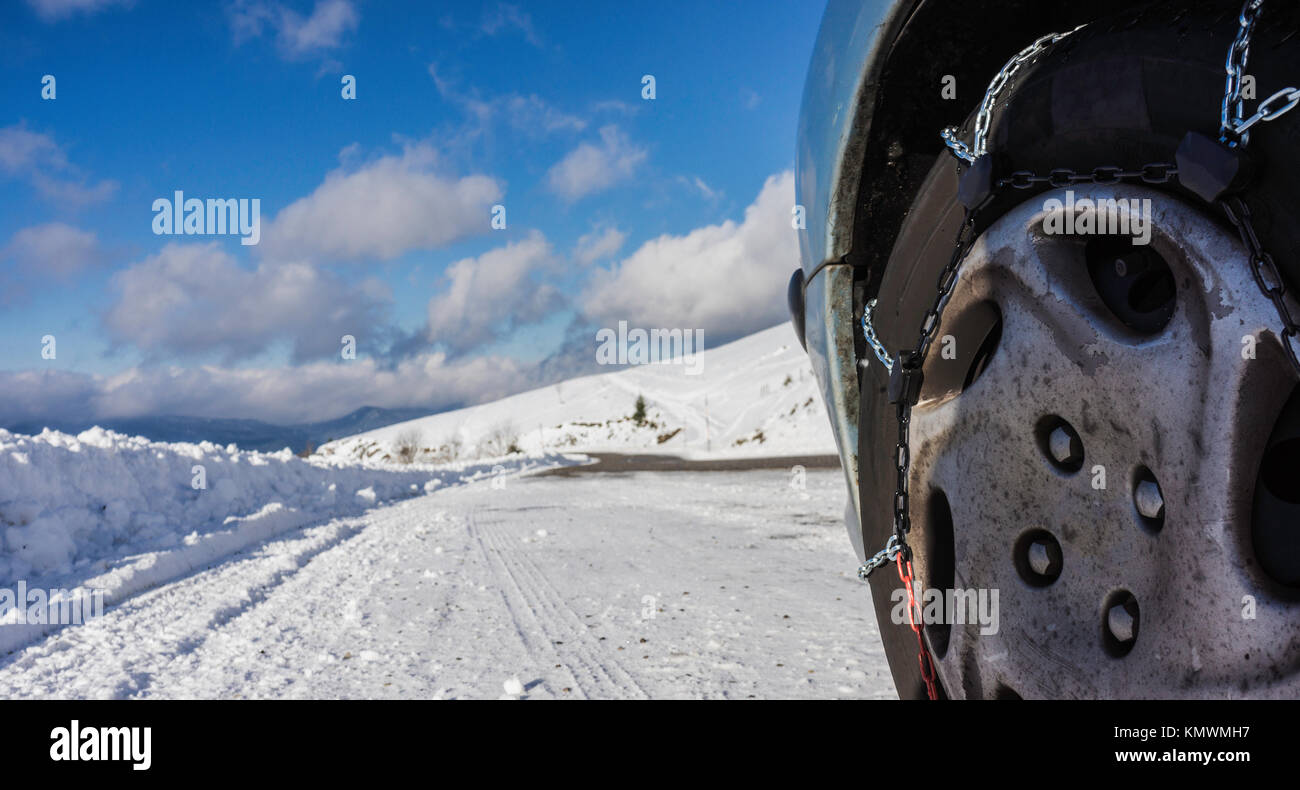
(319, 323, 834, 465)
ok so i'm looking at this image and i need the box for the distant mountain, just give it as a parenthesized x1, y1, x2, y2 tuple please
(6, 406, 438, 452)
(306, 406, 444, 444)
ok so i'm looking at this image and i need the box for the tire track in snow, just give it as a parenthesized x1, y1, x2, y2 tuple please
(467, 507, 647, 699)
(465, 508, 592, 697)
(481, 515, 648, 698)
(0, 512, 375, 698)
(115, 514, 381, 698)
(482, 522, 648, 698)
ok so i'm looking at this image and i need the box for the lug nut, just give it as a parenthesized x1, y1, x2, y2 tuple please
(1038, 417, 1084, 472)
(1028, 540, 1054, 576)
(1107, 601, 1138, 643)
(1047, 423, 1083, 469)
(1103, 592, 1140, 657)
(1015, 530, 1063, 586)
(1135, 478, 1164, 520)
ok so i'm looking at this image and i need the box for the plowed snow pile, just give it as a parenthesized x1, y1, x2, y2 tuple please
(0, 425, 568, 653)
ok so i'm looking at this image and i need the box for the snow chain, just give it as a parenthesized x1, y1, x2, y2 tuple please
(856, 0, 1299, 701)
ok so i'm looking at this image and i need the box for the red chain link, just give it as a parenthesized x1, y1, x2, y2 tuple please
(897, 555, 939, 700)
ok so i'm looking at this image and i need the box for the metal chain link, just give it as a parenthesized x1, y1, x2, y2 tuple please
(942, 25, 1086, 163)
(1222, 0, 1266, 145)
(1234, 86, 1300, 139)
(1221, 196, 1300, 374)
(860, 299, 894, 373)
(856, 533, 900, 580)
(1221, 0, 1299, 145)
(1217, 0, 1300, 376)
(887, 208, 977, 537)
(897, 552, 938, 699)
(999, 163, 1178, 189)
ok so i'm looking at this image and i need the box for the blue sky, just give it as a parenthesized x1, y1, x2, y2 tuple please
(0, 0, 820, 424)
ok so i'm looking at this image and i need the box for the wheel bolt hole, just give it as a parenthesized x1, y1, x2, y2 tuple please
(1102, 590, 1140, 657)
(1036, 416, 1084, 474)
(1132, 466, 1165, 533)
(1014, 529, 1063, 587)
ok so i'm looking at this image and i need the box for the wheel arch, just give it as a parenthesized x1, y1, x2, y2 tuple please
(799, 0, 1140, 282)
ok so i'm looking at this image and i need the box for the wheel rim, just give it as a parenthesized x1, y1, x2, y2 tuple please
(905, 185, 1300, 698)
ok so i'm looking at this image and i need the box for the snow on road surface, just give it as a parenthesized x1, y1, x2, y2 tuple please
(0, 467, 892, 699)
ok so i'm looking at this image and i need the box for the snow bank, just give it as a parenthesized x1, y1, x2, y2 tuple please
(0, 426, 573, 656)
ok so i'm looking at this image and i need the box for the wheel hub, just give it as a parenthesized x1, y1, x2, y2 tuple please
(906, 185, 1300, 698)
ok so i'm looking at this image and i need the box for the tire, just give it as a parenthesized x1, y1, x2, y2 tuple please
(859, 0, 1300, 699)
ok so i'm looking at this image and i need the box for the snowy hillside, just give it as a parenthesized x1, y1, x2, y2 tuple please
(319, 323, 835, 465)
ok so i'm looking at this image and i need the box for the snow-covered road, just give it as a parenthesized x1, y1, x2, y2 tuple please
(0, 468, 893, 699)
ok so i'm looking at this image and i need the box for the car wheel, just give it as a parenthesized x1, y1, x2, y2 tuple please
(858, 2, 1300, 699)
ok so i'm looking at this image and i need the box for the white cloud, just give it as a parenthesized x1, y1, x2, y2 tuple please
(27, 173, 118, 206)
(261, 143, 502, 262)
(590, 99, 638, 116)
(573, 225, 625, 265)
(428, 65, 586, 136)
(0, 126, 64, 172)
(0, 124, 117, 207)
(499, 94, 586, 134)
(2, 223, 100, 279)
(278, 0, 357, 55)
(580, 171, 797, 338)
(104, 242, 390, 364)
(229, 0, 358, 59)
(426, 232, 563, 355)
(0, 353, 529, 427)
(546, 126, 646, 202)
(25, 0, 129, 22)
(479, 3, 541, 46)
(677, 175, 719, 201)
